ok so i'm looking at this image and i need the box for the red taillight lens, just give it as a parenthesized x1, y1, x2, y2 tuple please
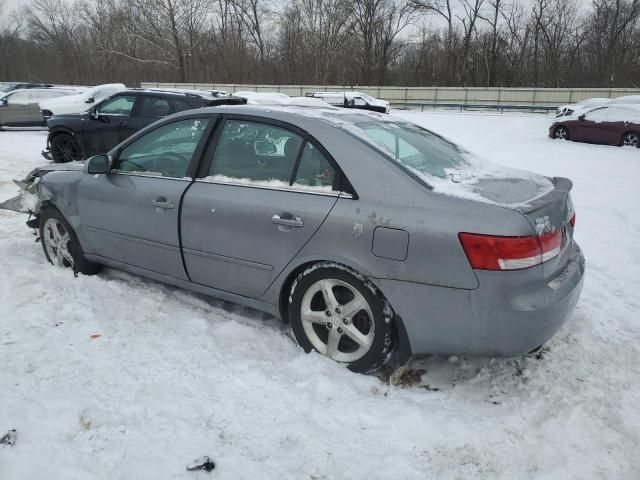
(570, 213, 576, 227)
(459, 231, 562, 271)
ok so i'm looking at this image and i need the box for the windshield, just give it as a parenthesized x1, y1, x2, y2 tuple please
(0, 83, 18, 93)
(359, 93, 376, 103)
(344, 118, 468, 179)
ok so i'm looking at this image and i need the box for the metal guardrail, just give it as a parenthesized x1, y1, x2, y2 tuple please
(142, 82, 640, 109)
(394, 102, 558, 114)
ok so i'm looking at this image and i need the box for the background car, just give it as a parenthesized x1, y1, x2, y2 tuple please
(555, 97, 610, 117)
(44, 89, 247, 162)
(40, 83, 126, 118)
(0, 82, 54, 93)
(0, 87, 83, 129)
(5, 105, 584, 373)
(306, 91, 390, 113)
(550, 104, 640, 147)
(610, 95, 640, 105)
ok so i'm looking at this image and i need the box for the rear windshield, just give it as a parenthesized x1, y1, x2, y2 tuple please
(343, 118, 468, 179)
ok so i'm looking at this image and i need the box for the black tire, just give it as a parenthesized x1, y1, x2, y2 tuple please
(51, 133, 81, 163)
(621, 132, 640, 148)
(553, 126, 569, 140)
(39, 207, 101, 275)
(288, 263, 395, 373)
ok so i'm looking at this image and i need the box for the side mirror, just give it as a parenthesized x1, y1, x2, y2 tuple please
(85, 155, 110, 174)
(85, 97, 94, 104)
(578, 114, 585, 121)
(90, 109, 100, 120)
(1, 98, 7, 105)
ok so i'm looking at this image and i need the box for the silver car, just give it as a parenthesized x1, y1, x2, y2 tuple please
(0, 88, 80, 129)
(2, 105, 585, 373)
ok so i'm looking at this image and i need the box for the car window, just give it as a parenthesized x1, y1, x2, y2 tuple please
(115, 118, 210, 178)
(173, 98, 195, 113)
(340, 117, 466, 179)
(138, 97, 171, 118)
(584, 107, 611, 122)
(98, 95, 136, 115)
(354, 97, 367, 106)
(6, 91, 30, 104)
(208, 120, 303, 185)
(293, 142, 337, 191)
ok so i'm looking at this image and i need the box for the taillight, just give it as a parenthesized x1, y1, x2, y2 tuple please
(570, 213, 576, 227)
(459, 230, 562, 271)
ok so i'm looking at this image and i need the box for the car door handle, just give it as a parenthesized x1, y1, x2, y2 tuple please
(272, 214, 304, 228)
(151, 197, 175, 209)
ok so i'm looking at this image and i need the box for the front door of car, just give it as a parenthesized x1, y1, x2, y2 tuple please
(81, 94, 137, 157)
(181, 118, 342, 298)
(575, 107, 614, 143)
(78, 117, 212, 279)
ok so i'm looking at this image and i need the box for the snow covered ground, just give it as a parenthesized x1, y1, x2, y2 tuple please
(1, 112, 639, 479)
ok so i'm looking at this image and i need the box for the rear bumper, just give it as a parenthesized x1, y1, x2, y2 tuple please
(372, 242, 585, 357)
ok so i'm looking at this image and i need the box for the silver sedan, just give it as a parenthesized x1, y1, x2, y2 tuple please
(3, 105, 585, 373)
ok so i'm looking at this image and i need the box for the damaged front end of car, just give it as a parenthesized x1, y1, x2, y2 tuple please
(0, 163, 84, 227)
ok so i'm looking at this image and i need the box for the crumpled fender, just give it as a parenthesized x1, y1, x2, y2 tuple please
(0, 162, 83, 214)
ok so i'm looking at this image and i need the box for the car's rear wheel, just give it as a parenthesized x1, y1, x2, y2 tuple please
(51, 133, 81, 163)
(621, 132, 640, 147)
(39, 207, 100, 275)
(553, 126, 569, 140)
(288, 264, 394, 373)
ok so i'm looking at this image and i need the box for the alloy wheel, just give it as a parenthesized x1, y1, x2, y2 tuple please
(43, 218, 74, 268)
(622, 133, 640, 147)
(53, 137, 80, 162)
(554, 127, 568, 140)
(300, 278, 375, 362)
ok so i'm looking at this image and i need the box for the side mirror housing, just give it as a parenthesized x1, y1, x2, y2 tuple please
(0, 98, 7, 105)
(578, 114, 585, 121)
(90, 109, 100, 120)
(85, 155, 110, 174)
(85, 97, 94, 104)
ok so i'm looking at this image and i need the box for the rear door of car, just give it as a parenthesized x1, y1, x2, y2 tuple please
(78, 116, 214, 279)
(180, 115, 343, 298)
(125, 95, 174, 139)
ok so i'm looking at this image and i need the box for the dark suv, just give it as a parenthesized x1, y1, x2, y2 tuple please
(44, 89, 246, 162)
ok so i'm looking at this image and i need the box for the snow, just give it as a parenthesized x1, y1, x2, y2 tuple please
(201, 174, 335, 193)
(1, 111, 640, 479)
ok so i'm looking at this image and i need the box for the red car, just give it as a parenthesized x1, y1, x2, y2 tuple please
(549, 104, 640, 147)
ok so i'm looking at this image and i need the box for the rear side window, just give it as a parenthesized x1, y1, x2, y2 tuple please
(344, 118, 467, 179)
(208, 120, 303, 184)
(138, 97, 171, 118)
(173, 98, 195, 113)
(115, 118, 209, 178)
(293, 142, 336, 190)
(98, 95, 136, 115)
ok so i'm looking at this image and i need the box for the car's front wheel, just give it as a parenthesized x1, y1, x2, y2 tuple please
(39, 207, 100, 275)
(553, 126, 569, 140)
(51, 133, 81, 163)
(288, 264, 394, 373)
(621, 132, 640, 148)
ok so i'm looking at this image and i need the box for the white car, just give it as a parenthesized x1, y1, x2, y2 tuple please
(555, 98, 611, 117)
(306, 91, 390, 113)
(40, 83, 126, 118)
(610, 95, 640, 105)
